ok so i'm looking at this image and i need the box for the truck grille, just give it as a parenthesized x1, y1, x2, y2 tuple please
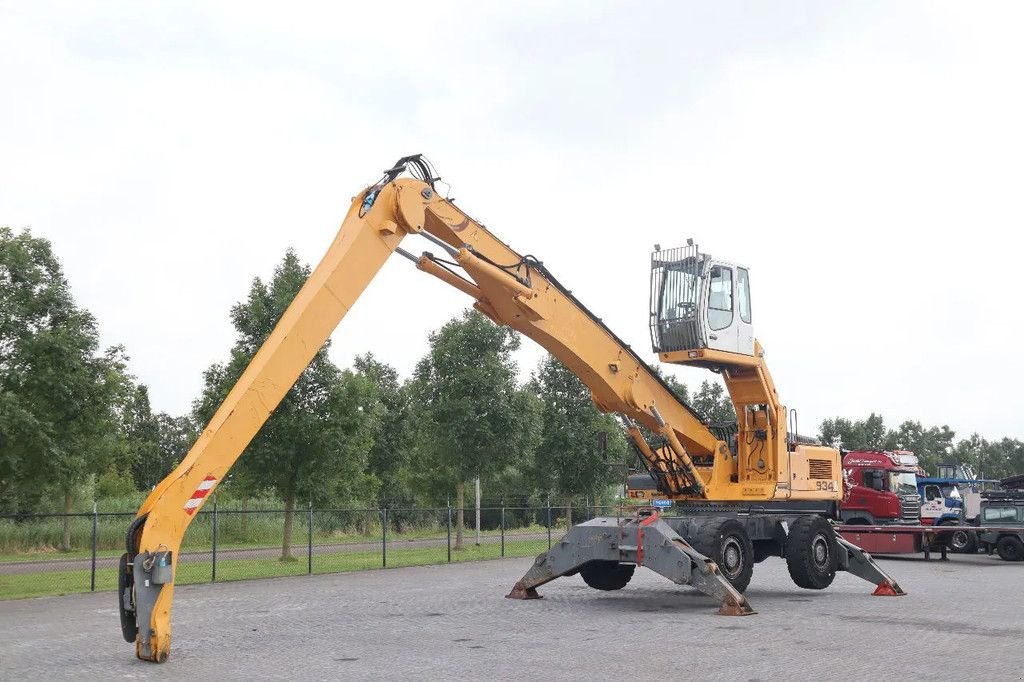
(808, 459, 833, 480)
(900, 495, 921, 523)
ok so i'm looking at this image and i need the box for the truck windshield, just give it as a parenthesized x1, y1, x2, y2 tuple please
(889, 472, 917, 495)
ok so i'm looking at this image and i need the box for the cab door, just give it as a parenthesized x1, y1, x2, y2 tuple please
(921, 484, 944, 523)
(703, 262, 754, 356)
(735, 266, 754, 355)
(704, 263, 738, 353)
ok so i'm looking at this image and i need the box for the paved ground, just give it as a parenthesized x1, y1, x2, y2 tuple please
(1, 552, 1021, 681)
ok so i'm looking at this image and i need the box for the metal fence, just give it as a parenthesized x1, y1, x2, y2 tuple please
(0, 503, 623, 600)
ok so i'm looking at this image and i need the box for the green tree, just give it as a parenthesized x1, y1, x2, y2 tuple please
(657, 371, 690, 405)
(195, 249, 380, 559)
(691, 380, 736, 424)
(408, 309, 537, 549)
(530, 354, 625, 526)
(818, 413, 887, 451)
(952, 433, 989, 478)
(819, 417, 851, 449)
(949, 434, 1023, 480)
(991, 438, 1024, 480)
(143, 412, 198, 491)
(124, 385, 161, 490)
(0, 227, 130, 545)
(353, 353, 416, 511)
(817, 413, 958, 474)
(883, 420, 955, 473)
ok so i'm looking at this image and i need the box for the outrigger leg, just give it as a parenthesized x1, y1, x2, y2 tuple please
(834, 534, 906, 597)
(506, 511, 754, 615)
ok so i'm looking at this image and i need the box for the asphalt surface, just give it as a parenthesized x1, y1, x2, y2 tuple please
(1, 552, 1021, 680)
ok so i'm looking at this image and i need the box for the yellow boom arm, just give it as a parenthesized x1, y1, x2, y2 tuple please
(124, 156, 837, 661)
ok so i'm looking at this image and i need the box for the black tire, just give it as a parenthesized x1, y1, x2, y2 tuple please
(996, 535, 1024, 562)
(118, 552, 137, 643)
(950, 528, 977, 554)
(693, 519, 754, 593)
(579, 561, 636, 590)
(752, 541, 777, 564)
(786, 516, 838, 590)
(930, 519, 959, 551)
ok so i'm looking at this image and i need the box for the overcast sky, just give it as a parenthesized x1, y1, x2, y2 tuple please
(2, 1, 1022, 441)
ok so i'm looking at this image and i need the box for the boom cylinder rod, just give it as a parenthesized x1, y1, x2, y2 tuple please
(651, 406, 706, 497)
(395, 246, 418, 262)
(419, 230, 460, 257)
(625, 423, 681, 496)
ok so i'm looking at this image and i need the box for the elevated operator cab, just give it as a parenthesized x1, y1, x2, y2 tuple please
(650, 241, 753, 361)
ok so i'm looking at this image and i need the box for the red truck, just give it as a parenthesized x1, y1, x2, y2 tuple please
(839, 450, 923, 553)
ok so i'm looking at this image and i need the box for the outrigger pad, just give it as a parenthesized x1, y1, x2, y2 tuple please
(505, 513, 755, 615)
(505, 582, 541, 600)
(871, 581, 904, 597)
(834, 534, 907, 596)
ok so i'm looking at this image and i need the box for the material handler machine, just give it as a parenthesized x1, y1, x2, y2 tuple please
(119, 156, 903, 662)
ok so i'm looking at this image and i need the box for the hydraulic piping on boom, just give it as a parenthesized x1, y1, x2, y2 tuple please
(118, 156, 905, 662)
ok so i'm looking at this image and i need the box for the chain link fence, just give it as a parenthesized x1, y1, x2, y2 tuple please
(0, 503, 628, 600)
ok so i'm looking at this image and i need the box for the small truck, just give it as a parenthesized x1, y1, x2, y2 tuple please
(975, 490, 1024, 561)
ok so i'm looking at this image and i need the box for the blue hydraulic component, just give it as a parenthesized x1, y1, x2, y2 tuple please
(359, 189, 379, 217)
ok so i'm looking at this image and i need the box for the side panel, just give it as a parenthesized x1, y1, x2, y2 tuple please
(788, 445, 843, 500)
(965, 491, 982, 521)
(840, 530, 921, 554)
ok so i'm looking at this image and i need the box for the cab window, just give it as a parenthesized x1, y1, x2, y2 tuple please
(983, 507, 1019, 522)
(862, 469, 884, 491)
(660, 266, 699, 322)
(707, 266, 733, 331)
(925, 485, 941, 501)
(737, 267, 751, 324)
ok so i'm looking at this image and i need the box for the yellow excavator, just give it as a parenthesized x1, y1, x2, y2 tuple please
(119, 156, 904, 662)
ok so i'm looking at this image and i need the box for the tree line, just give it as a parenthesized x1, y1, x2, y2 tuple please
(818, 414, 1023, 480)
(2, 227, 1021, 554)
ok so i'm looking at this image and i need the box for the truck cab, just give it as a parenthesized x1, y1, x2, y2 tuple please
(841, 450, 922, 525)
(931, 463, 999, 526)
(916, 477, 965, 526)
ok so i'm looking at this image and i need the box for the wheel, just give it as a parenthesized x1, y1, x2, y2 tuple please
(950, 528, 977, 554)
(118, 552, 137, 643)
(752, 541, 777, 564)
(693, 519, 754, 593)
(785, 516, 838, 590)
(995, 535, 1024, 562)
(579, 561, 636, 590)
(930, 519, 959, 551)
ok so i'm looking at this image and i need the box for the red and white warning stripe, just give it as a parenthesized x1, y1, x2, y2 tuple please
(184, 476, 217, 515)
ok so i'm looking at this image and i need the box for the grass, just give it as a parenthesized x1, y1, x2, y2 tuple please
(0, 537, 551, 600)
(0, 506, 554, 557)
(0, 522, 552, 562)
